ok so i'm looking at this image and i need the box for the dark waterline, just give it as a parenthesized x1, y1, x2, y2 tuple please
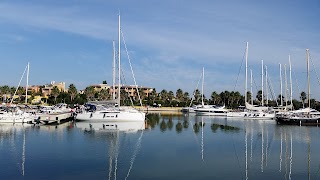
(0, 113, 319, 179)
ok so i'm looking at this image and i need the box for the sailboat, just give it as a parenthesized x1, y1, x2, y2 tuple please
(227, 42, 275, 119)
(276, 49, 320, 125)
(0, 62, 36, 123)
(76, 14, 145, 122)
(194, 67, 228, 116)
(181, 70, 203, 113)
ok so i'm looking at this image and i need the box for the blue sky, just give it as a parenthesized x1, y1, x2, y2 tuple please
(0, 0, 319, 100)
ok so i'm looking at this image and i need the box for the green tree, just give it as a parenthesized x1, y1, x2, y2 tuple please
(194, 89, 201, 104)
(16, 87, 25, 103)
(211, 91, 220, 105)
(160, 89, 168, 102)
(168, 91, 174, 102)
(98, 88, 110, 100)
(256, 90, 263, 105)
(51, 86, 60, 104)
(183, 92, 190, 102)
(68, 84, 78, 102)
(300, 91, 307, 108)
(84, 86, 95, 101)
(148, 88, 157, 105)
(175, 89, 184, 102)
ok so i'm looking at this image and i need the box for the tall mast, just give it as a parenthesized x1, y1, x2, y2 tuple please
(245, 42, 248, 104)
(250, 69, 253, 105)
(261, 60, 264, 106)
(289, 55, 293, 107)
(112, 40, 116, 100)
(25, 62, 29, 104)
(265, 65, 268, 105)
(118, 14, 121, 106)
(284, 64, 288, 107)
(306, 49, 310, 109)
(279, 63, 283, 106)
(201, 67, 204, 106)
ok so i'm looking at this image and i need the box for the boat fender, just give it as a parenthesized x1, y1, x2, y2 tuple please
(103, 124, 105, 129)
(90, 113, 93, 118)
(116, 114, 118, 118)
(103, 114, 106, 118)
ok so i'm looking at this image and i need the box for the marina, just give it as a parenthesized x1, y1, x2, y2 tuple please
(0, 1, 320, 179)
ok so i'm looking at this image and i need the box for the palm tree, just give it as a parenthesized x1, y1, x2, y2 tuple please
(98, 89, 110, 101)
(183, 92, 190, 102)
(256, 90, 263, 105)
(148, 88, 157, 105)
(300, 91, 307, 108)
(246, 91, 252, 104)
(168, 91, 174, 102)
(84, 86, 95, 101)
(68, 84, 78, 102)
(194, 89, 201, 104)
(233, 91, 242, 105)
(211, 91, 220, 104)
(175, 89, 184, 102)
(16, 87, 25, 103)
(51, 86, 60, 104)
(160, 89, 168, 102)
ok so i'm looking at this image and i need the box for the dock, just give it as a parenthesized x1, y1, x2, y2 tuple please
(34, 112, 74, 125)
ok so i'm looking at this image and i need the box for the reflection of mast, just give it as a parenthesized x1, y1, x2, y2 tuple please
(250, 124, 253, 162)
(279, 128, 283, 172)
(307, 130, 311, 180)
(108, 133, 117, 180)
(289, 130, 292, 180)
(245, 129, 248, 180)
(22, 127, 26, 176)
(108, 131, 120, 180)
(285, 131, 288, 179)
(261, 125, 264, 172)
(125, 130, 144, 180)
(265, 125, 268, 167)
(201, 117, 204, 161)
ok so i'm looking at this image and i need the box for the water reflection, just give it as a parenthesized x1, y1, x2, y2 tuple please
(74, 121, 145, 180)
(0, 124, 31, 177)
(147, 113, 240, 134)
(0, 113, 320, 179)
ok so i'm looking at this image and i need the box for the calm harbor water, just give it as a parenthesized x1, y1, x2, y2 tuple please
(1, 113, 320, 179)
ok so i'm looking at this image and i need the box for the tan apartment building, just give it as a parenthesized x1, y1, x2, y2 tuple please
(42, 81, 66, 96)
(109, 85, 154, 99)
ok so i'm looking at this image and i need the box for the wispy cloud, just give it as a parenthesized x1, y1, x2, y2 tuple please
(0, 1, 320, 98)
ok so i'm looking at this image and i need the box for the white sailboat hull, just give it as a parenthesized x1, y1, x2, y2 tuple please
(227, 111, 275, 119)
(0, 115, 35, 123)
(194, 108, 228, 116)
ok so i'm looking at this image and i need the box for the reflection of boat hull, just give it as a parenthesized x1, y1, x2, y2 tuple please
(76, 121, 145, 131)
(76, 110, 145, 122)
(276, 116, 320, 125)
